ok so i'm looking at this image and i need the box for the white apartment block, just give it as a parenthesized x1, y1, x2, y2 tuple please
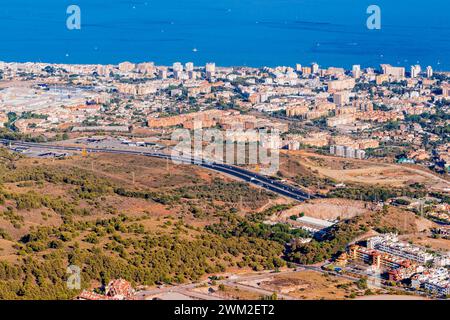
(367, 234, 434, 264)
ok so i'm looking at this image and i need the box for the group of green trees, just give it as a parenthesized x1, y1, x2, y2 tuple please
(405, 110, 450, 144)
(175, 178, 276, 208)
(286, 217, 365, 264)
(328, 185, 426, 202)
(295, 174, 336, 189)
(207, 212, 310, 247)
(0, 210, 291, 299)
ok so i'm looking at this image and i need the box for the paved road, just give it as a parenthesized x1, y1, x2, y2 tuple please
(135, 281, 227, 300)
(137, 270, 300, 300)
(1, 139, 316, 202)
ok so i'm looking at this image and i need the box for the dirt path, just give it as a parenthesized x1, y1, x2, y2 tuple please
(292, 152, 450, 192)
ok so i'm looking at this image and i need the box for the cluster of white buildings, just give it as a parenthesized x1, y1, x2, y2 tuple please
(0, 86, 98, 113)
(367, 234, 435, 265)
(411, 268, 450, 296)
(329, 145, 366, 159)
(0, 60, 448, 174)
(366, 234, 450, 296)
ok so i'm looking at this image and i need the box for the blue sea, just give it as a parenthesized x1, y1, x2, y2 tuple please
(0, 0, 449, 69)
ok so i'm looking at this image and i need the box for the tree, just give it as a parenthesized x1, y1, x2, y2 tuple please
(261, 292, 278, 300)
(356, 277, 368, 290)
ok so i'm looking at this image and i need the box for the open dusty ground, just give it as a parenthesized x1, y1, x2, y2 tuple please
(400, 234, 450, 252)
(376, 207, 434, 233)
(35, 153, 219, 191)
(243, 270, 358, 300)
(269, 198, 373, 221)
(0, 239, 16, 263)
(195, 285, 264, 300)
(281, 150, 450, 193)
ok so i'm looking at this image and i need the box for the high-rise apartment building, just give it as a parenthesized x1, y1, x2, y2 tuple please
(410, 65, 421, 78)
(185, 62, 194, 72)
(158, 68, 167, 79)
(118, 61, 136, 73)
(381, 64, 405, 79)
(172, 62, 183, 72)
(352, 65, 361, 78)
(333, 91, 350, 106)
(426, 66, 433, 78)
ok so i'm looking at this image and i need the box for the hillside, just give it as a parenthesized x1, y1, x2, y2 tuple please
(0, 149, 290, 299)
(0, 148, 445, 300)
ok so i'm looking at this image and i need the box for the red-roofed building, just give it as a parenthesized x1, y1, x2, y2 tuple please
(77, 279, 135, 300)
(106, 279, 135, 299)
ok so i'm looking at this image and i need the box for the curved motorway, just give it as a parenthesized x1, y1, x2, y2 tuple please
(0, 139, 315, 202)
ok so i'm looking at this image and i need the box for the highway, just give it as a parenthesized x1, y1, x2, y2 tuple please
(0, 139, 315, 202)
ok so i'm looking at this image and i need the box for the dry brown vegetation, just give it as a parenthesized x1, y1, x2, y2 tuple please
(270, 198, 372, 221)
(0, 148, 290, 299)
(280, 150, 450, 193)
(252, 271, 359, 300)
